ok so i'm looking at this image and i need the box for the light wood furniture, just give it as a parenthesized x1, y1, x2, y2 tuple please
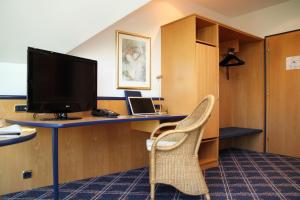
(0, 127, 36, 147)
(149, 95, 215, 200)
(161, 14, 265, 168)
(162, 15, 219, 169)
(0, 99, 168, 195)
(0, 15, 267, 196)
(266, 30, 300, 158)
(5, 113, 185, 200)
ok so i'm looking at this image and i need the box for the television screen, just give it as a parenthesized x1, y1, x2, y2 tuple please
(27, 47, 97, 118)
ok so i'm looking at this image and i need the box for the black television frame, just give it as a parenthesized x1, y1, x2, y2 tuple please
(27, 47, 97, 120)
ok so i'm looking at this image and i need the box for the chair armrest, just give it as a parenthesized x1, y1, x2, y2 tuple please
(150, 122, 178, 139)
(151, 129, 187, 152)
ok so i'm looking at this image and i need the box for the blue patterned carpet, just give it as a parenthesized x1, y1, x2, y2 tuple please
(3, 149, 300, 200)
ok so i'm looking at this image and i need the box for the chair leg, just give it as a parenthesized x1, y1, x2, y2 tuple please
(204, 193, 210, 200)
(150, 183, 155, 200)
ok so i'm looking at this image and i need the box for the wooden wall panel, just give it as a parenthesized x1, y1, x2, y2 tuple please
(0, 100, 32, 120)
(219, 39, 239, 55)
(219, 41, 265, 152)
(58, 124, 149, 182)
(98, 100, 128, 115)
(0, 99, 149, 195)
(0, 127, 52, 194)
(0, 97, 218, 195)
(266, 31, 300, 157)
(219, 68, 233, 127)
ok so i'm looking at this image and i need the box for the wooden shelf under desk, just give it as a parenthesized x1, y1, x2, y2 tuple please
(131, 120, 160, 133)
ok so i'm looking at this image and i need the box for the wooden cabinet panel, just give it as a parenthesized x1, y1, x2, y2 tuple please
(162, 16, 220, 139)
(204, 103, 219, 139)
(196, 44, 219, 139)
(199, 138, 219, 170)
(196, 44, 219, 98)
(161, 15, 220, 170)
(161, 16, 197, 115)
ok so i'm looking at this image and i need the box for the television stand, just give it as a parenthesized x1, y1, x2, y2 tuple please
(41, 113, 81, 121)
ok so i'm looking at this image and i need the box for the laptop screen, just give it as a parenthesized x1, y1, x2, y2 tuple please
(128, 97, 156, 115)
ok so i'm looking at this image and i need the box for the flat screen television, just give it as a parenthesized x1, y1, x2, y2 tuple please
(27, 47, 97, 120)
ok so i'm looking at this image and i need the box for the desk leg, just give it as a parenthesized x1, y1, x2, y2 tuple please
(52, 128, 59, 200)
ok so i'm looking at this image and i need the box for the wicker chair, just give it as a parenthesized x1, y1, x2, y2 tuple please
(147, 95, 215, 200)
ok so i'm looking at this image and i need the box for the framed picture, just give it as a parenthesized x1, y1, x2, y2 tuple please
(116, 31, 151, 89)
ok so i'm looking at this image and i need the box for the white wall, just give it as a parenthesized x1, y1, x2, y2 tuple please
(70, 0, 300, 97)
(0, 62, 27, 95)
(69, 0, 230, 97)
(0, 0, 150, 63)
(1, 0, 300, 96)
(228, 0, 300, 37)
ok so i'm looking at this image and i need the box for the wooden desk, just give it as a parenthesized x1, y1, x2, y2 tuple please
(6, 115, 185, 200)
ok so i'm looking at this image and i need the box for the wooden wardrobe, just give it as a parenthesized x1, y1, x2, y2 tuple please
(161, 14, 265, 169)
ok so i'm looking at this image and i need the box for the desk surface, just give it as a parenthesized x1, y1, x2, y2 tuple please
(6, 115, 186, 129)
(0, 127, 37, 147)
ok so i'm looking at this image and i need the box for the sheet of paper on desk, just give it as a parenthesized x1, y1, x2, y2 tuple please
(0, 124, 21, 135)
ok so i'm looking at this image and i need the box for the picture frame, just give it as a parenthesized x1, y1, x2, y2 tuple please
(116, 30, 151, 90)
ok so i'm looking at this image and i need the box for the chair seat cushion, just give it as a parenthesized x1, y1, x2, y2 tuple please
(146, 139, 177, 151)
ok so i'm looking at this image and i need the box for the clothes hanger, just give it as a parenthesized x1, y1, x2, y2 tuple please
(219, 48, 245, 80)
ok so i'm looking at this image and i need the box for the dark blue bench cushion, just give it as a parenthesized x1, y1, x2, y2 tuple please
(220, 127, 262, 140)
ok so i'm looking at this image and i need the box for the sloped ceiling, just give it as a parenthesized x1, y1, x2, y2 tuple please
(193, 0, 289, 17)
(0, 0, 150, 63)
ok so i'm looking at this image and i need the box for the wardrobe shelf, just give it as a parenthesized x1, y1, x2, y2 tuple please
(220, 127, 262, 140)
(196, 39, 217, 47)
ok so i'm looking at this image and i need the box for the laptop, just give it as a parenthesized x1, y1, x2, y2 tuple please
(128, 97, 164, 116)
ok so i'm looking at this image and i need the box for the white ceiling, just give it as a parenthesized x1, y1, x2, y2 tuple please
(0, 0, 291, 63)
(0, 0, 150, 63)
(192, 0, 289, 17)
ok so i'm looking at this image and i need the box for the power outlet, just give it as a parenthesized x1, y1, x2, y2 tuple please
(22, 170, 32, 179)
(15, 105, 27, 112)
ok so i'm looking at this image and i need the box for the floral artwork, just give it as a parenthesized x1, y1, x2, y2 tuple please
(117, 31, 151, 89)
